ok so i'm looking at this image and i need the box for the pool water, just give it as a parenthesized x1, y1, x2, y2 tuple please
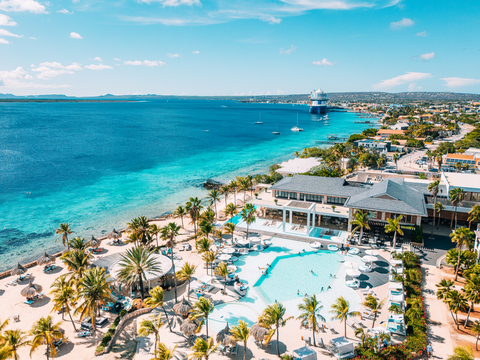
(253, 251, 342, 303)
(209, 303, 258, 333)
(227, 214, 242, 225)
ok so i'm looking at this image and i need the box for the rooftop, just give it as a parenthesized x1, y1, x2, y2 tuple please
(444, 154, 475, 160)
(377, 129, 405, 135)
(441, 172, 480, 192)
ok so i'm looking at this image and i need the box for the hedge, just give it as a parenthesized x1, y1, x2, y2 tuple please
(95, 313, 122, 353)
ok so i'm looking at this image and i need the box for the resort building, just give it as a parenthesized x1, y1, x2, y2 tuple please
(377, 129, 405, 139)
(353, 139, 391, 155)
(442, 153, 478, 169)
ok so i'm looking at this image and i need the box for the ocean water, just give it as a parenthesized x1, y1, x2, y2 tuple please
(0, 100, 371, 271)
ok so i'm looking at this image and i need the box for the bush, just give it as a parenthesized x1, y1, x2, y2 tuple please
(95, 345, 105, 353)
(120, 309, 127, 317)
(113, 315, 121, 326)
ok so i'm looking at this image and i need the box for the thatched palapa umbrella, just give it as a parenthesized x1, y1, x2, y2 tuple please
(11, 263, 27, 276)
(90, 235, 101, 248)
(37, 252, 55, 266)
(107, 229, 120, 240)
(173, 297, 192, 317)
(216, 323, 236, 346)
(249, 323, 269, 342)
(180, 318, 198, 337)
(21, 279, 43, 298)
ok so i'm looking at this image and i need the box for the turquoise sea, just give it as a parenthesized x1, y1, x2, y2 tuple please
(0, 100, 372, 271)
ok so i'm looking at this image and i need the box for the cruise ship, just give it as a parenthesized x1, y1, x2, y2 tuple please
(309, 89, 328, 115)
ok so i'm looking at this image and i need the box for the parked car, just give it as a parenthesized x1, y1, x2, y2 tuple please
(80, 316, 109, 330)
(428, 168, 438, 172)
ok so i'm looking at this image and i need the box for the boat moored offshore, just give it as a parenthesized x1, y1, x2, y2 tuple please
(309, 89, 328, 115)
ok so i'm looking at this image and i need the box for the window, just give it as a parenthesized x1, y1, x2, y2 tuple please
(276, 191, 297, 199)
(326, 196, 346, 205)
(304, 194, 324, 203)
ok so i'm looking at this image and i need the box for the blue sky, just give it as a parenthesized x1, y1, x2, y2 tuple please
(0, 0, 479, 96)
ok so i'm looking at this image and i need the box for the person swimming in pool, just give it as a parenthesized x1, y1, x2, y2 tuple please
(327, 285, 331, 290)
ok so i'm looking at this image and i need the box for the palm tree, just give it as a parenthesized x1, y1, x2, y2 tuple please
(50, 275, 77, 330)
(393, 153, 400, 172)
(190, 298, 215, 338)
(297, 295, 325, 347)
(230, 320, 249, 360)
(149, 224, 161, 248)
(229, 180, 238, 206)
(75, 267, 112, 332)
(127, 216, 152, 247)
(436, 154, 443, 171)
(436, 279, 455, 300)
(174, 205, 187, 228)
(449, 188, 465, 229)
(1, 330, 29, 360)
(472, 321, 480, 350)
(362, 295, 385, 328)
(189, 337, 218, 360)
(446, 290, 468, 329)
(329, 296, 360, 337)
(177, 262, 197, 296)
(199, 221, 214, 239)
(258, 301, 292, 357)
(68, 236, 89, 251)
(385, 215, 404, 249)
(60, 249, 92, 282)
(238, 177, 250, 203)
(116, 245, 161, 301)
(0, 347, 10, 360)
(468, 205, 480, 230)
(224, 203, 238, 220)
(201, 207, 215, 224)
(463, 274, 480, 328)
(354, 328, 367, 347)
(55, 223, 73, 251)
(428, 180, 440, 238)
(214, 262, 229, 295)
(435, 203, 445, 229)
(450, 227, 474, 280)
(138, 315, 163, 353)
(350, 210, 370, 244)
(164, 222, 181, 302)
(186, 197, 203, 235)
(154, 342, 177, 360)
(219, 185, 230, 209)
(202, 251, 216, 276)
(208, 190, 220, 219)
(196, 237, 211, 254)
(29, 316, 64, 360)
(447, 346, 474, 360)
(224, 222, 236, 243)
(144, 286, 172, 332)
(388, 303, 403, 314)
(240, 203, 256, 241)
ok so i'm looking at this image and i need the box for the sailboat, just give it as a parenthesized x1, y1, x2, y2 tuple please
(255, 112, 263, 124)
(291, 114, 303, 132)
(272, 123, 280, 135)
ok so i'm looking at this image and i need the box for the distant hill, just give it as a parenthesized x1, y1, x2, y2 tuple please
(0, 91, 479, 102)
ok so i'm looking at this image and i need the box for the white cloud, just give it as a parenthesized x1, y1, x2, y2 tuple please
(167, 53, 181, 58)
(29, 36, 36, 39)
(123, 60, 166, 66)
(0, 38, 9, 44)
(70, 32, 82, 39)
(0, 0, 46, 13)
(138, 0, 201, 6)
(416, 52, 435, 61)
(92, 57, 102, 62)
(280, 45, 296, 55)
(373, 72, 432, 89)
(192, 51, 200, 54)
(390, 18, 414, 30)
(85, 64, 113, 70)
(442, 77, 480, 88)
(0, 29, 22, 37)
(416, 31, 427, 37)
(312, 58, 334, 66)
(261, 15, 281, 24)
(31, 61, 83, 79)
(408, 83, 422, 91)
(0, 14, 16, 26)
(57, 8, 73, 14)
(0, 67, 66, 88)
(113, 58, 121, 61)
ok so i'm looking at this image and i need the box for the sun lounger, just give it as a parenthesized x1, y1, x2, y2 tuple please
(346, 320, 357, 329)
(13, 314, 20, 322)
(24, 300, 34, 305)
(6, 280, 18, 286)
(77, 331, 91, 338)
(230, 344, 238, 355)
(315, 335, 325, 349)
(324, 324, 336, 334)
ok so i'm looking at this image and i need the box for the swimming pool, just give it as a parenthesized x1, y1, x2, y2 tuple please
(208, 303, 258, 333)
(253, 251, 342, 303)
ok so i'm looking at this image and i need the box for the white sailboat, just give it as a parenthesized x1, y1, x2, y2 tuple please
(272, 123, 280, 135)
(255, 112, 263, 124)
(291, 114, 303, 132)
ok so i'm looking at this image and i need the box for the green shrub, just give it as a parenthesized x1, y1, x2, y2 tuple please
(95, 345, 105, 353)
(120, 309, 127, 317)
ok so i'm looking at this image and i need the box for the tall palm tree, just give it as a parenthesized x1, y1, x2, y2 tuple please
(446, 290, 468, 329)
(177, 262, 197, 295)
(117, 245, 161, 301)
(196, 237, 211, 254)
(154, 342, 177, 360)
(224, 203, 238, 220)
(463, 274, 480, 328)
(428, 180, 440, 238)
(245, 174, 254, 197)
(201, 207, 215, 224)
(202, 251, 216, 276)
(240, 203, 256, 241)
(436, 154, 443, 171)
(149, 224, 161, 248)
(436, 279, 455, 300)
(350, 210, 370, 244)
(75, 267, 112, 332)
(354, 328, 368, 347)
(189, 337, 218, 360)
(55, 223, 73, 251)
(127, 216, 152, 247)
(329, 296, 360, 337)
(214, 262, 229, 295)
(472, 321, 480, 350)
(393, 153, 400, 173)
(362, 295, 385, 328)
(1, 330, 29, 360)
(50, 275, 77, 330)
(385, 215, 404, 249)
(60, 249, 92, 282)
(199, 221, 214, 240)
(224, 222, 236, 243)
(29, 316, 64, 360)
(447, 346, 474, 360)
(230, 320, 249, 360)
(208, 190, 220, 220)
(174, 205, 187, 228)
(468, 205, 480, 230)
(164, 222, 181, 303)
(297, 295, 325, 347)
(229, 180, 238, 206)
(186, 197, 203, 235)
(258, 301, 292, 357)
(138, 315, 163, 353)
(144, 286, 172, 332)
(450, 227, 474, 280)
(190, 297, 215, 338)
(0, 346, 10, 360)
(449, 188, 465, 229)
(436, 203, 445, 230)
(238, 177, 249, 203)
(219, 185, 230, 210)
(68, 237, 89, 251)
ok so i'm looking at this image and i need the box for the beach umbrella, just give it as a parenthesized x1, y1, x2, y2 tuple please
(249, 323, 269, 342)
(180, 318, 198, 337)
(223, 247, 236, 254)
(216, 323, 237, 346)
(363, 255, 378, 263)
(21, 279, 43, 298)
(237, 238, 250, 246)
(173, 297, 191, 317)
(310, 242, 321, 249)
(11, 263, 27, 276)
(344, 262, 358, 269)
(346, 269, 361, 278)
(365, 250, 379, 256)
(331, 236, 343, 242)
(107, 229, 120, 240)
(36, 252, 55, 266)
(217, 254, 231, 261)
(90, 235, 101, 248)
